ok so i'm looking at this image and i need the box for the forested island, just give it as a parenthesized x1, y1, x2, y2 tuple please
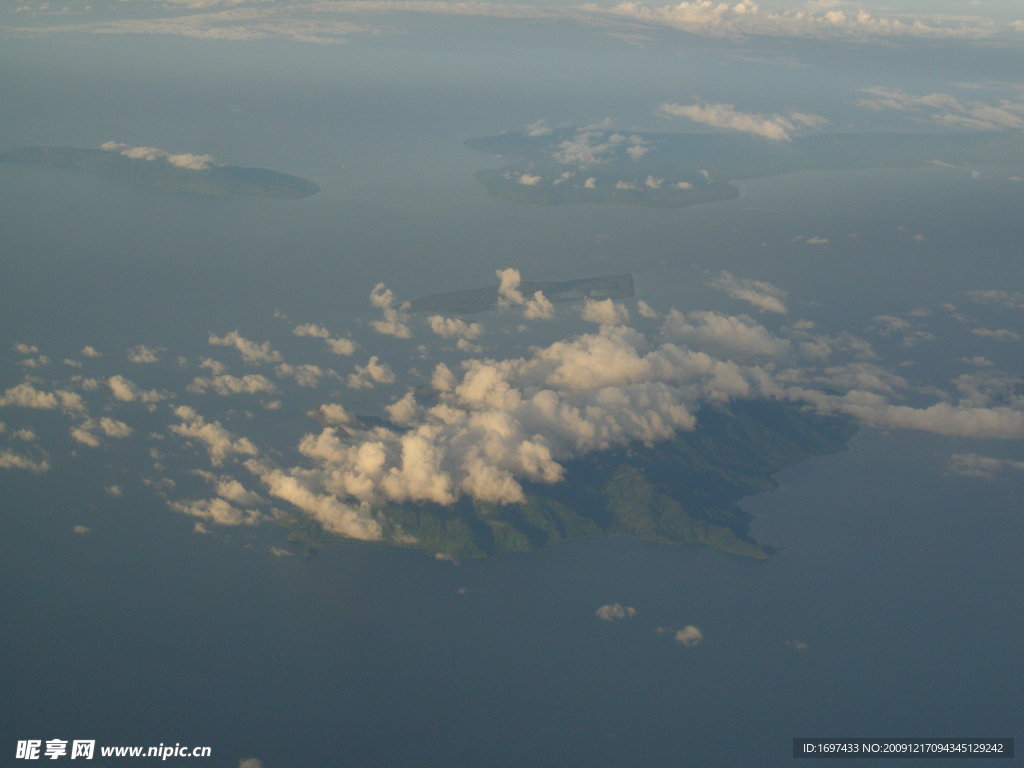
(281, 400, 857, 560)
(2, 146, 320, 199)
(466, 128, 1024, 208)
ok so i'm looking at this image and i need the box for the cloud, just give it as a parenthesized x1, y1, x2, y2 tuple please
(101, 141, 220, 171)
(126, 345, 160, 363)
(674, 625, 704, 647)
(348, 356, 396, 389)
(658, 102, 826, 141)
(309, 403, 354, 426)
(369, 283, 412, 339)
(496, 268, 556, 320)
(584, 1, 1000, 41)
(70, 417, 134, 448)
(73, 525, 91, 535)
(710, 271, 788, 314)
(970, 328, 1020, 342)
(857, 87, 1024, 131)
(967, 289, 1024, 311)
(428, 315, 483, 341)
(169, 405, 258, 465)
(108, 375, 166, 403)
(948, 452, 1024, 478)
(517, 173, 542, 186)
(169, 497, 261, 526)
(661, 309, 791, 357)
(0, 449, 51, 473)
(0, 381, 86, 413)
(293, 322, 358, 355)
(238, 760, 264, 768)
(188, 373, 279, 395)
(596, 603, 638, 621)
(580, 298, 630, 326)
(209, 331, 282, 364)
(81, 345, 101, 358)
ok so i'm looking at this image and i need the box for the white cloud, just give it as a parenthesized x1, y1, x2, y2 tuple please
(108, 375, 166, 403)
(658, 102, 826, 141)
(428, 315, 483, 340)
(209, 331, 282, 364)
(169, 405, 258, 465)
(188, 373, 278, 395)
(970, 327, 1020, 342)
(967, 289, 1024, 311)
(348, 356, 396, 389)
(674, 625, 703, 647)
(275, 364, 326, 388)
(369, 283, 412, 339)
(294, 323, 357, 355)
(661, 309, 791, 357)
(596, 603, 637, 621)
(948, 452, 1024, 478)
(0, 449, 51, 473)
(310, 403, 354, 426)
(517, 173, 542, 186)
(81, 345, 101, 358)
(857, 87, 1024, 131)
(169, 497, 261, 526)
(0, 381, 86, 413)
(580, 298, 630, 326)
(710, 271, 788, 314)
(126, 345, 160, 363)
(101, 141, 220, 170)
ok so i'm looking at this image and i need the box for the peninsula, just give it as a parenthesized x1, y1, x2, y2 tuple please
(2, 145, 320, 199)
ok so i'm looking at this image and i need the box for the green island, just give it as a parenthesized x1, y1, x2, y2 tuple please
(280, 400, 856, 560)
(1, 146, 320, 199)
(409, 274, 634, 314)
(465, 128, 1024, 208)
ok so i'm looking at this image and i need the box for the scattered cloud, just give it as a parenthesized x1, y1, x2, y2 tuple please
(857, 87, 1024, 131)
(0, 449, 51, 473)
(209, 331, 282, 364)
(596, 603, 638, 621)
(126, 345, 160, 363)
(369, 283, 412, 339)
(711, 271, 787, 314)
(658, 102, 825, 141)
(948, 452, 1024, 478)
(101, 141, 220, 171)
(169, 405, 258, 465)
(674, 625, 704, 647)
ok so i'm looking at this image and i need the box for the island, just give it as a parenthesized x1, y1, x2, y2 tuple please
(465, 128, 1024, 208)
(280, 399, 857, 560)
(1, 145, 320, 199)
(410, 274, 635, 314)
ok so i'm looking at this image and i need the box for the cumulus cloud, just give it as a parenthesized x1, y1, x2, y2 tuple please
(662, 309, 790, 357)
(348, 356, 396, 389)
(169, 405, 258, 465)
(209, 331, 282, 364)
(169, 497, 261, 526)
(857, 87, 1024, 131)
(658, 102, 825, 141)
(496, 268, 555, 320)
(188, 373, 278, 395)
(948, 452, 1024, 478)
(0, 449, 51, 473)
(970, 327, 1020, 342)
(369, 283, 412, 339)
(596, 603, 637, 621)
(81, 346, 101, 358)
(428, 315, 483, 341)
(108, 375, 166, 403)
(101, 141, 220, 170)
(967, 289, 1024, 311)
(275, 364, 327, 388)
(711, 271, 787, 314)
(0, 381, 86, 413)
(70, 417, 134, 448)
(580, 298, 630, 326)
(293, 322, 357, 355)
(674, 625, 704, 647)
(126, 345, 160, 363)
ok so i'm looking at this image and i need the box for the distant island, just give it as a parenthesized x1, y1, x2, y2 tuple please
(2, 145, 320, 199)
(281, 400, 857, 560)
(410, 274, 634, 314)
(465, 128, 1024, 208)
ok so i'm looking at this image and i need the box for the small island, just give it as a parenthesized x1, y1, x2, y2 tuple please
(2, 145, 320, 199)
(466, 128, 1024, 208)
(281, 400, 857, 560)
